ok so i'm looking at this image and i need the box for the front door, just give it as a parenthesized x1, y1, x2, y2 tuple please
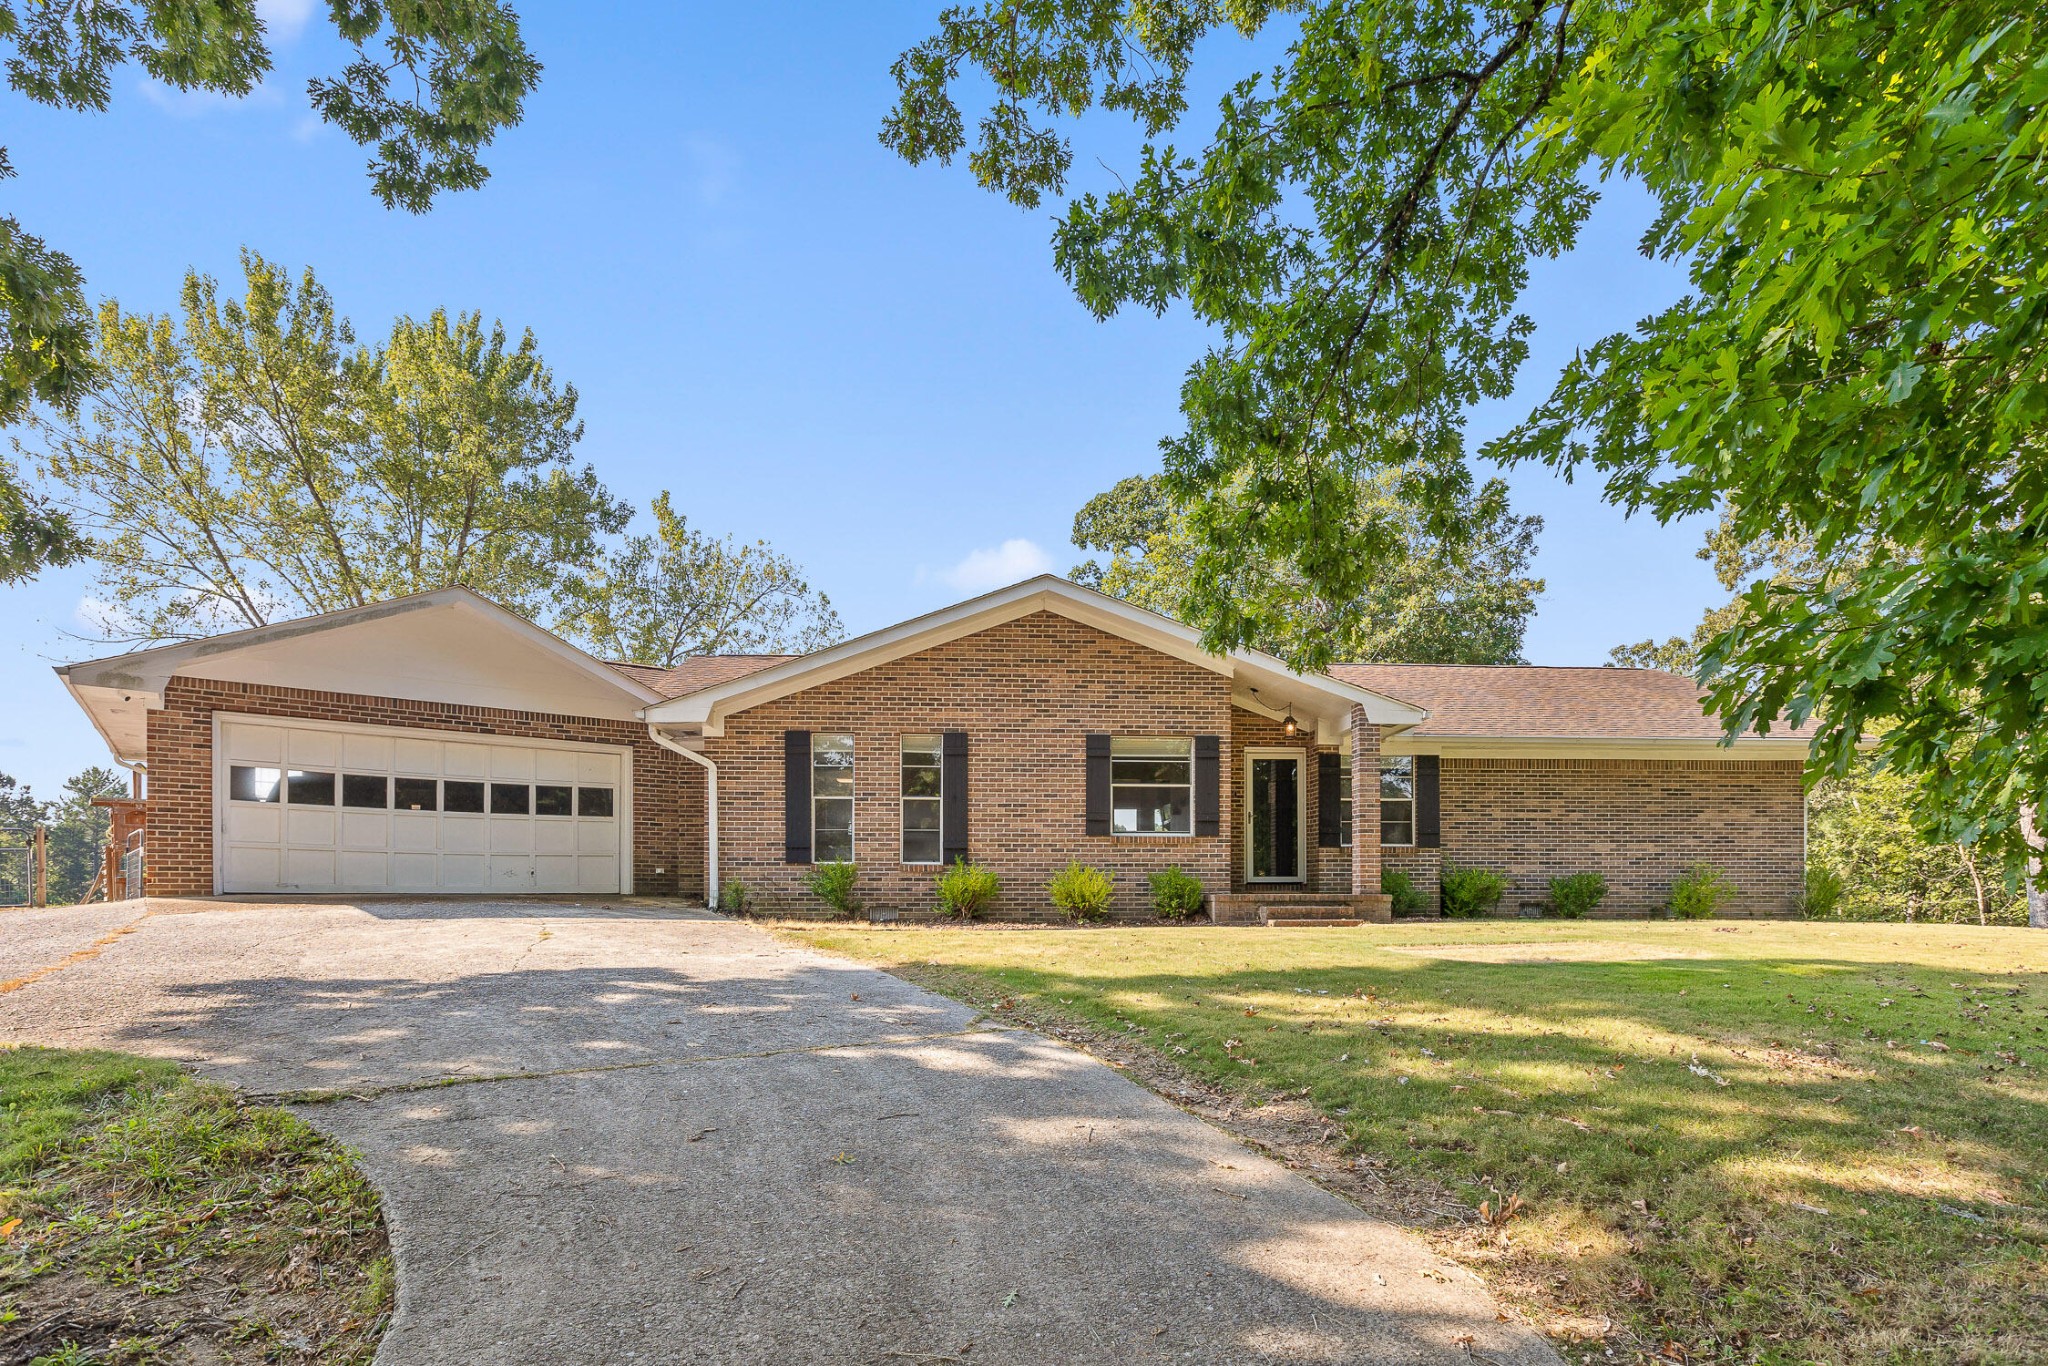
(1245, 749, 1305, 883)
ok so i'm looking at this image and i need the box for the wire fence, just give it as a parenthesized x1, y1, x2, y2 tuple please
(122, 831, 145, 901)
(0, 829, 34, 907)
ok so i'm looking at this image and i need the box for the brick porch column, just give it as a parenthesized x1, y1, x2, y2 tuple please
(1350, 705, 1381, 898)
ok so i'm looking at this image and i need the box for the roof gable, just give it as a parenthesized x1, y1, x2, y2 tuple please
(644, 575, 1427, 738)
(60, 588, 661, 762)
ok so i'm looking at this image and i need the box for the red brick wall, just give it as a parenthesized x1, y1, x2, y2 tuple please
(706, 612, 1235, 918)
(144, 678, 700, 898)
(1380, 755, 1805, 917)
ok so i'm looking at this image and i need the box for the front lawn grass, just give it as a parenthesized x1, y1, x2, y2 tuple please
(0, 1046, 392, 1363)
(783, 919, 2048, 1366)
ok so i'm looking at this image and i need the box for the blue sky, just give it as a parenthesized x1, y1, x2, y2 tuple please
(0, 2, 1714, 796)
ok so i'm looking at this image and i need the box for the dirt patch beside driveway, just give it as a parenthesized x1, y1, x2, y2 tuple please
(0, 899, 1557, 1365)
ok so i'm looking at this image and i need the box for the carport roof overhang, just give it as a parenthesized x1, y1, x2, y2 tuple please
(643, 575, 1429, 741)
(56, 587, 665, 765)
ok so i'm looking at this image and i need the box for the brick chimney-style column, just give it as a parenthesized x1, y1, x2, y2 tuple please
(1350, 705, 1384, 907)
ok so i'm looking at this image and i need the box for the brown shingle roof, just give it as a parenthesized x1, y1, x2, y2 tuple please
(605, 655, 794, 699)
(1327, 664, 1809, 740)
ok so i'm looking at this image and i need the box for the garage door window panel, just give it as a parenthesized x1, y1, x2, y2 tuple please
(394, 777, 438, 811)
(286, 770, 335, 805)
(490, 783, 530, 815)
(230, 766, 281, 803)
(577, 787, 614, 817)
(535, 784, 573, 817)
(445, 780, 485, 813)
(343, 774, 389, 809)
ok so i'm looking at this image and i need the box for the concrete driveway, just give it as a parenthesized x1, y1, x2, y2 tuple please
(0, 899, 1557, 1365)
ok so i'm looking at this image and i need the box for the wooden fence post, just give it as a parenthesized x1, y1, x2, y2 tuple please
(32, 826, 48, 907)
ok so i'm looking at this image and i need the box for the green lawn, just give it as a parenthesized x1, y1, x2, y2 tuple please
(0, 1047, 392, 1364)
(783, 919, 2048, 1366)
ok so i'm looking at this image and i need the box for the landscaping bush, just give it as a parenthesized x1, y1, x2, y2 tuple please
(1800, 864, 1846, 919)
(1049, 862, 1115, 922)
(1148, 865, 1206, 921)
(805, 861, 860, 917)
(1547, 871, 1608, 919)
(935, 859, 1001, 920)
(717, 878, 753, 916)
(1668, 863, 1737, 919)
(1439, 860, 1508, 918)
(1381, 868, 1427, 915)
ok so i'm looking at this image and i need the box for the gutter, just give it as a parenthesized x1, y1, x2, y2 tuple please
(646, 724, 717, 908)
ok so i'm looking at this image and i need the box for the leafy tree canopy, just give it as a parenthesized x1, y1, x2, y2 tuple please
(562, 492, 844, 668)
(0, 0, 540, 581)
(24, 250, 626, 640)
(1072, 469, 1541, 664)
(885, 2, 2048, 877)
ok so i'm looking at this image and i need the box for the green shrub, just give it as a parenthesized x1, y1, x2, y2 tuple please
(717, 878, 753, 916)
(1547, 871, 1608, 919)
(1049, 862, 1115, 922)
(805, 861, 860, 917)
(935, 859, 1001, 920)
(1381, 868, 1427, 915)
(1800, 864, 1846, 919)
(1669, 863, 1737, 919)
(1439, 860, 1508, 918)
(1148, 866, 1206, 921)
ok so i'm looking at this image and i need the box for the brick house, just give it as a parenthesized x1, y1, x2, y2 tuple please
(57, 577, 1810, 918)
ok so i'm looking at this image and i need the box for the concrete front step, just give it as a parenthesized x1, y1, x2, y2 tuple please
(1265, 916, 1364, 928)
(1209, 891, 1394, 925)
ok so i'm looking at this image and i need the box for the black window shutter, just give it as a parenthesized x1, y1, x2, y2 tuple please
(1317, 751, 1343, 847)
(1414, 753, 1442, 848)
(1194, 735, 1220, 836)
(941, 731, 969, 864)
(1084, 734, 1112, 836)
(784, 730, 812, 864)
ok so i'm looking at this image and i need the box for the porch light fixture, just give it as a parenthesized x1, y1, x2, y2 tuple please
(1282, 711, 1298, 738)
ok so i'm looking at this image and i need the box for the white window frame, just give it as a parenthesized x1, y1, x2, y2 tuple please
(1337, 752, 1354, 848)
(1110, 736, 1194, 837)
(812, 733, 855, 864)
(1380, 754, 1416, 848)
(900, 734, 943, 865)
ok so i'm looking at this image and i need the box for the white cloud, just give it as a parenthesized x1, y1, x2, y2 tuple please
(927, 539, 1054, 594)
(139, 74, 282, 116)
(256, 0, 317, 44)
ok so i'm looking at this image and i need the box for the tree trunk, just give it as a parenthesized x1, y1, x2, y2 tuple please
(2023, 801, 2048, 930)
(1957, 843, 1989, 926)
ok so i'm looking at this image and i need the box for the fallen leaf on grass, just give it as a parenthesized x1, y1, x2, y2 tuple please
(0, 1217, 19, 1239)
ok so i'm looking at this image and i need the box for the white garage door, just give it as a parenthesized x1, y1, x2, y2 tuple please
(215, 718, 628, 895)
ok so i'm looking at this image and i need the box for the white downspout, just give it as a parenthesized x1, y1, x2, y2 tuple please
(647, 724, 717, 908)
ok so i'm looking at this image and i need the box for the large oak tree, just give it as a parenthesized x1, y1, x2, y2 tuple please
(884, 2, 2048, 901)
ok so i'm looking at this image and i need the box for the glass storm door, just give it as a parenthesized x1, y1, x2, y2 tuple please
(1246, 751, 1304, 883)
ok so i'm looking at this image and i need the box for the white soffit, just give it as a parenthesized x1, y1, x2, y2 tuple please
(57, 588, 662, 764)
(645, 575, 1430, 736)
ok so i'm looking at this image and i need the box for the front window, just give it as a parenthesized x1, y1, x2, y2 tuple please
(813, 734, 854, 862)
(1380, 756, 1415, 846)
(900, 735, 942, 864)
(1338, 754, 1353, 847)
(1111, 737, 1192, 836)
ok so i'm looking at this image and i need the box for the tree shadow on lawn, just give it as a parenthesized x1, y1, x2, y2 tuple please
(918, 950, 2048, 1363)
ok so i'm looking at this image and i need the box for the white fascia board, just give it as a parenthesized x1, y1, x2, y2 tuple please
(1380, 734, 1816, 760)
(645, 574, 1427, 734)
